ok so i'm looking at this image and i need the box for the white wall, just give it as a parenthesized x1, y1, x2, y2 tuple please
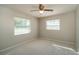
(0, 6, 38, 50)
(0, 5, 77, 54)
(39, 12, 76, 44)
(76, 6, 79, 52)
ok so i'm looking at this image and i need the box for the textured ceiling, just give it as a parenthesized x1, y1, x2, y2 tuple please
(1, 4, 78, 18)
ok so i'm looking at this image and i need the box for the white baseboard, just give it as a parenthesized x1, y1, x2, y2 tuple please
(0, 38, 36, 54)
(39, 37, 75, 45)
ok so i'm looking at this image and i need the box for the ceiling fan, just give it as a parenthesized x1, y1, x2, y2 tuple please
(31, 4, 53, 14)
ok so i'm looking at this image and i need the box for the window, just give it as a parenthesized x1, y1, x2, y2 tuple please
(46, 19, 60, 30)
(14, 17, 31, 35)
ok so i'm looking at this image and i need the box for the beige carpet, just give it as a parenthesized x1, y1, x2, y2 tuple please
(6, 39, 77, 55)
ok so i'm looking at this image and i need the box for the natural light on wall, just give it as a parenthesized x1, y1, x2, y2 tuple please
(46, 19, 60, 30)
(14, 17, 31, 35)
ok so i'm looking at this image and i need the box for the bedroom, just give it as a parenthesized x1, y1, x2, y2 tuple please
(0, 4, 79, 55)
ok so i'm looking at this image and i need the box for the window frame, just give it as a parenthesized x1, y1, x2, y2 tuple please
(14, 17, 31, 35)
(46, 19, 60, 30)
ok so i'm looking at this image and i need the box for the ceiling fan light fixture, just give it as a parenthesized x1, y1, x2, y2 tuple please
(39, 10, 44, 14)
(31, 4, 53, 15)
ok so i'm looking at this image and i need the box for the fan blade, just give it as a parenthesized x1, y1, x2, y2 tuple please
(44, 9, 53, 11)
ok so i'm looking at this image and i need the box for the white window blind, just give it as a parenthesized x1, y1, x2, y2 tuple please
(46, 19, 60, 30)
(14, 17, 31, 35)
